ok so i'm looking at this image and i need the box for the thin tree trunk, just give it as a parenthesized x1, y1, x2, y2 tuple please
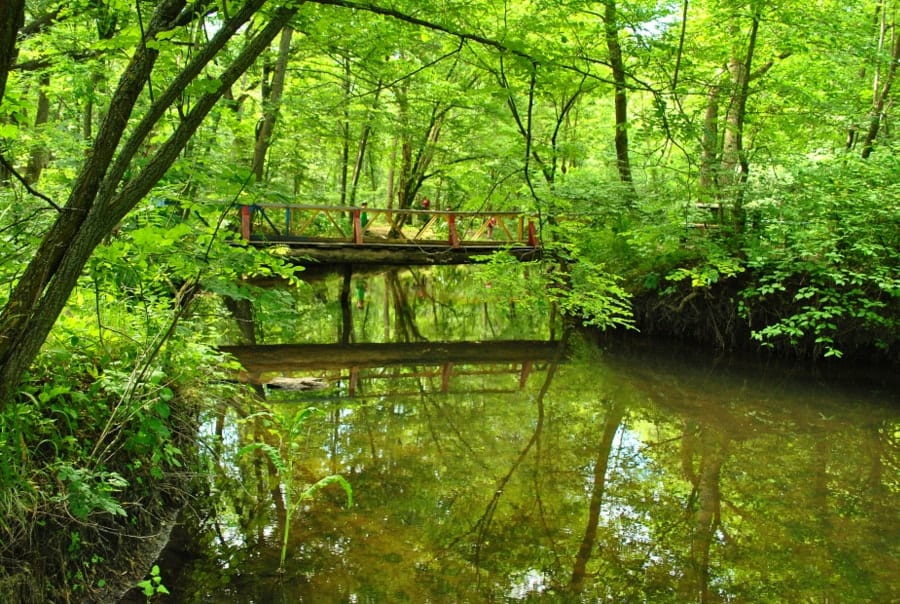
(861, 30, 900, 158)
(25, 73, 52, 184)
(339, 55, 351, 204)
(251, 25, 293, 182)
(348, 86, 382, 205)
(603, 0, 636, 202)
(721, 10, 760, 232)
(386, 135, 397, 208)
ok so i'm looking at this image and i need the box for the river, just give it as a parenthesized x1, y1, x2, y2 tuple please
(124, 266, 899, 603)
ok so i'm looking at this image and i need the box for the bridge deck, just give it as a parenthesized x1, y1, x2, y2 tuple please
(240, 204, 542, 265)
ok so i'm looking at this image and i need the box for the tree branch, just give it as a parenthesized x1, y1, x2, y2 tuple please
(309, 0, 533, 61)
(0, 153, 62, 211)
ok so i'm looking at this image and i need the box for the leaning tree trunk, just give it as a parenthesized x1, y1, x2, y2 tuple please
(0, 1, 296, 406)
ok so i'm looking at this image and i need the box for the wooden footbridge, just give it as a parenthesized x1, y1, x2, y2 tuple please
(239, 204, 542, 265)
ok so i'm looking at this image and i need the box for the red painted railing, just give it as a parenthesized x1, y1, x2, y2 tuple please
(239, 204, 539, 248)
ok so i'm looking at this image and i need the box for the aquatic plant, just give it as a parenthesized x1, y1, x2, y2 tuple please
(238, 407, 352, 571)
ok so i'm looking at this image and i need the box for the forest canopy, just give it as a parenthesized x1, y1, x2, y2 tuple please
(1, 0, 898, 385)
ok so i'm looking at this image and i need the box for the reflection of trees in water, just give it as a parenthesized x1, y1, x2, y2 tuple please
(385, 269, 425, 342)
(458, 337, 568, 587)
(570, 400, 626, 591)
(163, 336, 900, 602)
(680, 424, 729, 604)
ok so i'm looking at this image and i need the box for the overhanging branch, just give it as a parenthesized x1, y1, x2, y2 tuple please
(0, 153, 61, 211)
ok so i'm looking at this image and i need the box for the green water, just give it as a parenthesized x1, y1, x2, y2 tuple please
(127, 266, 900, 602)
(147, 336, 899, 603)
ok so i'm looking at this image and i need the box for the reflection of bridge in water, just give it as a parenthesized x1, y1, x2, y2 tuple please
(239, 204, 542, 265)
(221, 340, 564, 398)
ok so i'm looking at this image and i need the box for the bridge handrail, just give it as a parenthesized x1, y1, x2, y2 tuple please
(239, 204, 540, 248)
(252, 203, 525, 217)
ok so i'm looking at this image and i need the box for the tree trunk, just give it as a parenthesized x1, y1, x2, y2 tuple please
(0, 0, 25, 184)
(0, 2, 296, 405)
(603, 0, 636, 202)
(24, 73, 52, 184)
(861, 29, 900, 158)
(699, 74, 724, 196)
(251, 25, 293, 182)
(721, 10, 760, 232)
(348, 85, 382, 205)
(0, 0, 25, 106)
(339, 55, 352, 204)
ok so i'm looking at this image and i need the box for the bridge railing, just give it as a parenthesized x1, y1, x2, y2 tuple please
(239, 204, 539, 248)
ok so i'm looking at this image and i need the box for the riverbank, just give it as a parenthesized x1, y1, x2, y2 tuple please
(0, 382, 199, 603)
(606, 272, 899, 368)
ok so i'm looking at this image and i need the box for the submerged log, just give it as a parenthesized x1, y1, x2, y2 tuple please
(265, 376, 328, 390)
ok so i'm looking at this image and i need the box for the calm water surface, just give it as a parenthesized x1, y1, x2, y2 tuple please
(151, 336, 899, 603)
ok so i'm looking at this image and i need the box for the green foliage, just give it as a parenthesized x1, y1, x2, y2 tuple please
(551, 258, 635, 330)
(53, 463, 128, 520)
(236, 406, 352, 571)
(666, 253, 745, 289)
(739, 152, 900, 357)
(2, 0, 900, 595)
(136, 564, 170, 600)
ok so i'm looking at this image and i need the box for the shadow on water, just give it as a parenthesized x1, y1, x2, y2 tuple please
(122, 266, 899, 603)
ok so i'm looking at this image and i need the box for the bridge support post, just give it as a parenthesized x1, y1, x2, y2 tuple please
(527, 220, 537, 247)
(240, 205, 252, 240)
(441, 362, 453, 393)
(447, 214, 460, 248)
(353, 209, 363, 244)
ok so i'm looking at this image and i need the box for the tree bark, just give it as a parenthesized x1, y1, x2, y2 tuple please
(861, 29, 900, 158)
(339, 55, 352, 204)
(721, 10, 760, 232)
(0, 0, 25, 106)
(252, 25, 293, 181)
(603, 0, 636, 202)
(24, 73, 52, 184)
(0, 0, 26, 184)
(348, 85, 381, 205)
(0, 2, 296, 405)
(699, 73, 724, 196)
